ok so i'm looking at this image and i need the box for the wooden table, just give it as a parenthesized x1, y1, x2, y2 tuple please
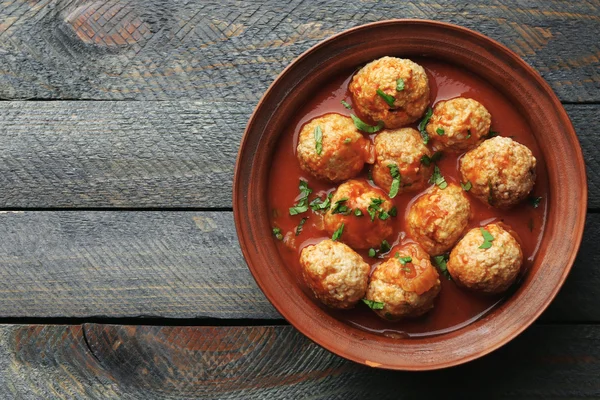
(0, 0, 598, 398)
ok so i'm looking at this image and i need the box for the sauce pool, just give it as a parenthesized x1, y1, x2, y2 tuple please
(267, 58, 548, 338)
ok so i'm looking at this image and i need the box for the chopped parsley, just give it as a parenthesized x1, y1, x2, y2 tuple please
(380, 240, 391, 253)
(429, 165, 448, 189)
(395, 254, 412, 265)
(295, 217, 308, 236)
(367, 198, 385, 222)
(362, 298, 384, 310)
(331, 198, 351, 215)
(289, 180, 312, 215)
(354, 208, 363, 217)
(466, 129, 472, 139)
(396, 78, 405, 91)
(309, 192, 333, 212)
(344, 138, 352, 144)
(418, 107, 433, 144)
(272, 227, 283, 240)
(432, 254, 451, 280)
(421, 151, 443, 167)
(351, 114, 384, 133)
(376, 88, 396, 107)
(479, 228, 494, 249)
(436, 127, 445, 136)
(314, 125, 323, 155)
(486, 128, 499, 139)
(368, 248, 376, 258)
(529, 196, 542, 208)
(341, 100, 352, 109)
(389, 206, 397, 217)
(332, 223, 344, 241)
(388, 164, 401, 198)
(461, 181, 472, 191)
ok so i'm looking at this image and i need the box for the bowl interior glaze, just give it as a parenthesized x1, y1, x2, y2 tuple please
(233, 20, 586, 370)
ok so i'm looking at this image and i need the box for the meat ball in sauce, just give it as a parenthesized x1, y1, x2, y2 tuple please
(447, 223, 523, 294)
(460, 136, 536, 209)
(365, 243, 441, 320)
(372, 128, 433, 196)
(426, 97, 492, 152)
(296, 113, 373, 182)
(323, 179, 394, 250)
(349, 57, 430, 128)
(407, 183, 471, 256)
(300, 239, 370, 309)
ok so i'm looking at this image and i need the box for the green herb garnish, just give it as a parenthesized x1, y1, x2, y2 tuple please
(314, 125, 323, 155)
(354, 209, 363, 217)
(289, 180, 312, 215)
(332, 223, 344, 241)
(418, 107, 433, 144)
(341, 100, 352, 109)
(420, 151, 443, 167)
(362, 298, 384, 310)
(295, 218, 308, 236)
(387, 164, 401, 198)
(309, 192, 333, 212)
(432, 254, 451, 280)
(479, 228, 494, 249)
(529, 196, 542, 208)
(351, 114, 384, 133)
(272, 227, 283, 240)
(436, 127, 445, 136)
(395, 254, 412, 265)
(486, 129, 499, 139)
(368, 248, 376, 258)
(429, 165, 447, 189)
(380, 240, 391, 253)
(389, 206, 397, 217)
(367, 198, 385, 222)
(344, 138, 352, 144)
(376, 88, 395, 107)
(461, 181, 472, 191)
(396, 78, 405, 91)
(466, 129, 472, 139)
(331, 198, 351, 215)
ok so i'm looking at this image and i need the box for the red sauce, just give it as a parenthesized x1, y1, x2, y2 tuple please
(267, 59, 548, 338)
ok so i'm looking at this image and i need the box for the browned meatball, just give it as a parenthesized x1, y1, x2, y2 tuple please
(460, 136, 536, 208)
(349, 57, 430, 128)
(372, 128, 433, 196)
(300, 239, 370, 309)
(447, 223, 523, 294)
(323, 179, 394, 250)
(407, 183, 471, 255)
(427, 97, 492, 152)
(365, 243, 441, 320)
(297, 113, 373, 182)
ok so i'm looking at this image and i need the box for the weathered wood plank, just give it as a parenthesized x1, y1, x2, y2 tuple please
(0, 210, 595, 322)
(0, 102, 596, 208)
(1, 323, 600, 399)
(0, 0, 598, 102)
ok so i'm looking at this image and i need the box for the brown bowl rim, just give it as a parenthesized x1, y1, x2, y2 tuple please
(233, 19, 587, 370)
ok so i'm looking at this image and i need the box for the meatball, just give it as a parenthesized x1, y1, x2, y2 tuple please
(349, 57, 430, 128)
(372, 128, 433, 195)
(426, 97, 492, 152)
(460, 136, 536, 208)
(365, 243, 441, 320)
(300, 239, 370, 309)
(407, 183, 471, 255)
(324, 179, 394, 249)
(447, 223, 523, 294)
(297, 113, 373, 182)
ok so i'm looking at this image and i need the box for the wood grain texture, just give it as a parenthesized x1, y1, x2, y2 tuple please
(1, 323, 599, 399)
(0, 210, 595, 322)
(0, 0, 598, 102)
(0, 102, 596, 208)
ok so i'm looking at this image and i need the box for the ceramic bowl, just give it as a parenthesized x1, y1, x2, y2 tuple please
(233, 20, 586, 370)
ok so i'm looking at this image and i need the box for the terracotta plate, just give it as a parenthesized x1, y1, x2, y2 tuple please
(233, 20, 586, 370)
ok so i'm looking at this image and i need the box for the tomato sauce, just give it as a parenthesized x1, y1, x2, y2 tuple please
(267, 58, 548, 338)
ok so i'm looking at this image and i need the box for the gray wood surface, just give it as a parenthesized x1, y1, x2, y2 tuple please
(0, 103, 596, 208)
(0, 210, 595, 322)
(0, 323, 597, 399)
(0, 0, 598, 102)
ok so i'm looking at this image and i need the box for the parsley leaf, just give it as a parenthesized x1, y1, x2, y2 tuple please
(486, 128, 499, 139)
(367, 198, 385, 222)
(354, 208, 363, 217)
(529, 196, 542, 208)
(272, 227, 283, 241)
(331, 198, 351, 215)
(314, 125, 323, 155)
(396, 78, 405, 91)
(389, 206, 397, 217)
(418, 107, 433, 144)
(362, 298, 384, 310)
(332, 223, 344, 241)
(351, 114, 384, 133)
(429, 165, 448, 189)
(422, 151, 443, 167)
(289, 180, 312, 215)
(344, 138, 352, 144)
(368, 248, 376, 258)
(432, 254, 452, 280)
(295, 217, 308, 236)
(466, 129, 472, 139)
(461, 181, 472, 191)
(387, 164, 401, 198)
(341, 100, 352, 109)
(376, 89, 396, 107)
(395, 254, 412, 265)
(309, 193, 332, 212)
(380, 240, 391, 253)
(479, 227, 494, 249)
(436, 127, 445, 136)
